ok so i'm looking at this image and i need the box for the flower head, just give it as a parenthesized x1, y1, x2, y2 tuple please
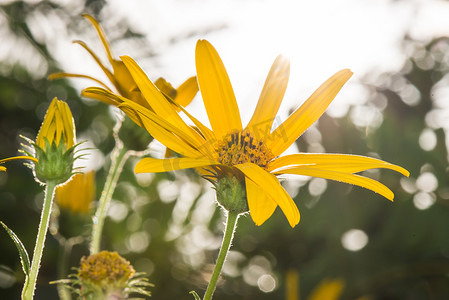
(58, 251, 152, 299)
(49, 14, 198, 113)
(33, 97, 76, 184)
(0, 156, 37, 172)
(55, 171, 95, 214)
(104, 40, 408, 227)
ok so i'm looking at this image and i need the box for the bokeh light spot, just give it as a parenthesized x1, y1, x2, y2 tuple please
(341, 229, 369, 252)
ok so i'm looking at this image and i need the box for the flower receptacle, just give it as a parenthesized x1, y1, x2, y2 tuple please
(216, 175, 248, 214)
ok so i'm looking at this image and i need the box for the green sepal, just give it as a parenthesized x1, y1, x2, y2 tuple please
(33, 137, 75, 185)
(0, 221, 30, 277)
(190, 290, 201, 300)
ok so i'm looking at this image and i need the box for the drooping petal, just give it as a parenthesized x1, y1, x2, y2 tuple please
(246, 55, 290, 136)
(268, 153, 410, 177)
(276, 167, 395, 201)
(235, 163, 300, 227)
(267, 69, 352, 156)
(174, 76, 199, 108)
(245, 178, 278, 226)
(82, 87, 121, 106)
(48, 73, 112, 91)
(73, 40, 116, 86)
(167, 96, 216, 146)
(120, 56, 197, 136)
(0, 156, 38, 164)
(83, 14, 114, 65)
(135, 157, 216, 173)
(195, 40, 242, 140)
(118, 102, 204, 158)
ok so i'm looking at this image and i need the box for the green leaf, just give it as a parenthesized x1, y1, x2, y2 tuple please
(1, 221, 30, 277)
(190, 291, 201, 300)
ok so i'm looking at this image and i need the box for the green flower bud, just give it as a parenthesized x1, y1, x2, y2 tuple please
(216, 176, 249, 214)
(33, 98, 76, 185)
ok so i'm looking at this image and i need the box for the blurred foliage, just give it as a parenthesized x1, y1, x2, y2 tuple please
(1, 1, 449, 300)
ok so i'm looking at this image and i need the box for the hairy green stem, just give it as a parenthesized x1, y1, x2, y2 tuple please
(90, 144, 128, 254)
(203, 211, 239, 300)
(22, 180, 57, 300)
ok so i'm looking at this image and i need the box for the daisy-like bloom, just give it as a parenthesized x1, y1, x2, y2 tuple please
(0, 156, 37, 172)
(33, 97, 76, 185)
(60, 251, 152, 299)
(92, 40, 408, 227)
(49, 14, 198, 114)
(55, 171, 95, 214)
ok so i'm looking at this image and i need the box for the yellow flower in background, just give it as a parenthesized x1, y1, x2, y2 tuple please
(112, 40, 408, 228)
(285, 269, 344, 300)
(0, 156, 38, 172)
(55, 171, 95, 214)
(34, 97, 76, 184)
(49, 14, 198, 112)
(307, 278, 345, 300)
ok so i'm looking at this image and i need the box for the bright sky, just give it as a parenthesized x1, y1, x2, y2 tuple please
(6, 0, 441, 133)
(92, 0, 449, 126)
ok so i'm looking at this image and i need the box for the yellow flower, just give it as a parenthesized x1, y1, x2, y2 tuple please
(56, 250, 153, 299)
(36, 98, 75, 150)
(307, 278, 345, 300)
(78, 251, 135, 287)
(0, 156, 38, 172)
(49, 14, 198, 112)
(100, 40, 408, 227)
(55, 171, 95, 214)
(285, 270, 344, 300)
(34, 97, 76, 184)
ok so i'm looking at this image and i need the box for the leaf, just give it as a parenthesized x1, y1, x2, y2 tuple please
(190, 291, 201, 300)
(0, 221, 30, 277)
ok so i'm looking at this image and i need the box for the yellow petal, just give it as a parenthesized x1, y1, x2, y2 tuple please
(276, 167, 395, 201)
(135, 157, 216, 173)
(268, 153, 409, 177)
(267, 69, 352, 156)
(0, 166, 6, 172)
(117, 102, 146, 128)
(167, 96, 216, 149)
(0, 156, 38, 164)
(195, 40, 242, 139)
(174, 76, 199, 108)
(48, 73, 112, 91)
(308, 279, 345, 300)
(58, 100, 75, 148)
(245, 178, 278, 226)
(73, 40, 116, 86)
(246, 55, 290, 136)
(82, 87, 121, 106)
(83, 14, 114, 65)
(119, 102, 203, 158)
(235, 163, 300, 227)
(120, 56, 197, 139)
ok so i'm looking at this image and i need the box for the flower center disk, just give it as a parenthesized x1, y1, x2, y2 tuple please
(217, 130, 274, 169)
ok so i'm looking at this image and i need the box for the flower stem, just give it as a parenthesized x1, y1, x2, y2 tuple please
(203, 211, 239, 300)
(90, 144, 128, 254)
(22, 180, 57, 300)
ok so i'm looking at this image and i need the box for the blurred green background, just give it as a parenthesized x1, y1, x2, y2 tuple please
(1, 0, 449, 299)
